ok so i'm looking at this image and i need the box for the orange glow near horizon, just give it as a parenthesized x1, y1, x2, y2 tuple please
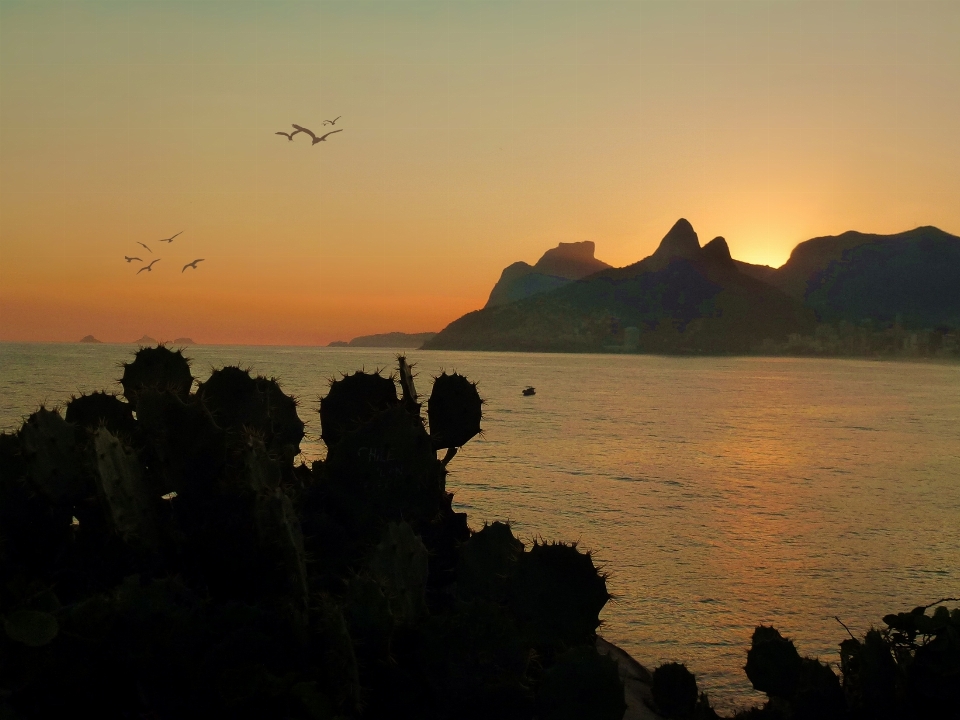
(2, 1, 958, 345)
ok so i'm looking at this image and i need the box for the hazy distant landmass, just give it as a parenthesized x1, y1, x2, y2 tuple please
(133, 335, 158, 345)
(425, 220, 960, 355)
(172, 337, 196, 345)
(485, 240, 611, 307)
(327, 331, 437, 348)
(79, 335, 102, 344)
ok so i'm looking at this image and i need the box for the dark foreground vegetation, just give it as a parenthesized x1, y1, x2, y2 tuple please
(0, 346, 957, 719)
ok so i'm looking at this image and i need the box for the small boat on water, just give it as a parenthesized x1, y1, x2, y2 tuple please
(522, 386, 536, 396)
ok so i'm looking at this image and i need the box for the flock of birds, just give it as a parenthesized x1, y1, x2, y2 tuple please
(127, 117, 343, 277)
(124, 231, 203, 275)
(275, 116, 344, 145)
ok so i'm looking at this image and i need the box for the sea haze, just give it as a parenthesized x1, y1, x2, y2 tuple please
(1, 343, 958, 711)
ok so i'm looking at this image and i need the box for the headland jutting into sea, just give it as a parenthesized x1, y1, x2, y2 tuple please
(425, 220, 960, 359)
(1, 345, 957, 718)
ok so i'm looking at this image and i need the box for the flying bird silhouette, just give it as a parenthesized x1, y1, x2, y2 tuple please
(138, 242, 152, 253)
(137, 259, 160, 274)
(322, 116, 342, 126)
(275, 130, 301, 141)
(182, 259, 204, 273)
(124, 256, 142, 263)
(291, 124, 343, 145)
(159, 231, 183, 243)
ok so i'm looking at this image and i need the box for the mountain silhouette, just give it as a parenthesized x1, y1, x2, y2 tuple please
(769, 226, 960, 328)
(485, 241, 611, 307)
(426, 219, 814, 353)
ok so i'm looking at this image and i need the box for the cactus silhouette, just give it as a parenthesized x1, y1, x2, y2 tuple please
(0, 346, 626, 718)
(4, 344, 958, 717)
(120, 344, 193, 406)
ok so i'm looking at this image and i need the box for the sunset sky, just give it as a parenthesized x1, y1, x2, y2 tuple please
(1, 0, 957, 345)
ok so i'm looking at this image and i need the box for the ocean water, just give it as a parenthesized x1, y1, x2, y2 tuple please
(2, 342, 959, 711)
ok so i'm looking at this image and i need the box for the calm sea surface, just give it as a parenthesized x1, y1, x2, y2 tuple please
(2, 342, 959, 711)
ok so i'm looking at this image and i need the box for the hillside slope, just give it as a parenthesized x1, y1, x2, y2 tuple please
(427, 220, 813, 353)
(485, 241, 611, 307)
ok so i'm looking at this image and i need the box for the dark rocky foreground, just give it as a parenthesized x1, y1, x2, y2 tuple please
(1, 345, 957, 719)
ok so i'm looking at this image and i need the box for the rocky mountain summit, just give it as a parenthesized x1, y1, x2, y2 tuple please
(428, 219, 960, 355)
(485, 241, 611, 308)
(427, 220, 812, 353)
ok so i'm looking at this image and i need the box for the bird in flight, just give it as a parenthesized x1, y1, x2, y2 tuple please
(137, 259, 161, 274)
(159, 231, 183, 243)
(322, 116, 342, 126)
(138, 242, 152, 253)
(291, 124, 343, 145)
(182, 259, 204, 273)
(275, 130, 301, 141)
(124, 256, 142, 263)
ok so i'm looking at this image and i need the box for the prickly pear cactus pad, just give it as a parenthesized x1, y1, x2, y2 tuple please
(196, 367, 305, 459)
(18, 407, 87, 505)
(65, 392, 136, 438)
(456, 521, 524, 602)
(744, 625, 803, 699)
(365, 521, 429, 623)
(93, 428, 158, 551)
(511, 540, 611, 654)
(427, 371, 483, 450)
(323, 404, 445, 526)
(319, 370, 399, 448)
(120, 345, 193, 405)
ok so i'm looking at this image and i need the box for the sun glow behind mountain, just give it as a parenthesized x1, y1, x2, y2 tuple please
(1, 1, 958, 344)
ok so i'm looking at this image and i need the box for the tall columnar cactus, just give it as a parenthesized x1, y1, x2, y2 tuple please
(427, 371, 483, 451)
(18, 407, 87, 505)
(319, 370, 399, 448)
(120, 345, 193, 406)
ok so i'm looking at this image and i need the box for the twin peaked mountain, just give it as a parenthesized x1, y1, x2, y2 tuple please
(424, 219, 960, 353)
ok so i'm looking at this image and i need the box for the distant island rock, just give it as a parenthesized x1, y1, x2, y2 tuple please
(79, 335, 102, 344)
(172, 337, 196, 345)
(485, 240, 611, 307)
(133, 335, 158, 346)
(327, 331, 437, 349)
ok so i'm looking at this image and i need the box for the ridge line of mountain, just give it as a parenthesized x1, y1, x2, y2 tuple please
(424, 219, 960, 355)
